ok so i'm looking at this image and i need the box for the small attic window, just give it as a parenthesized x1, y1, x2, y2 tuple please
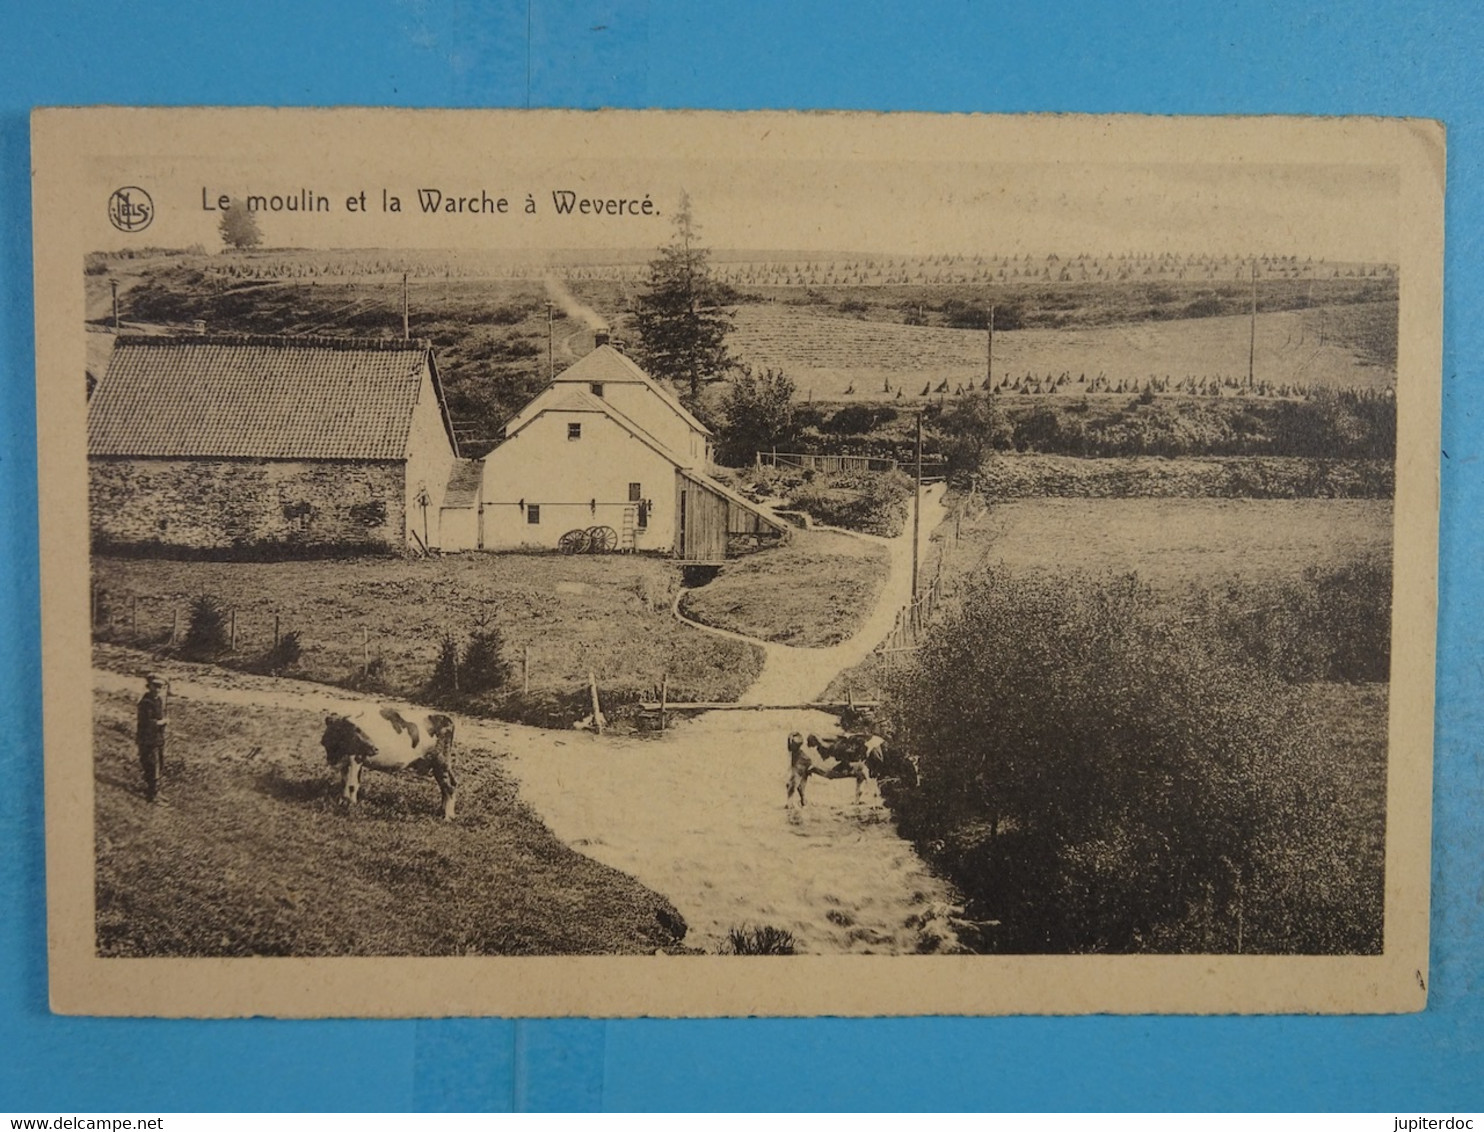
(567, 422, 582, 441)
(589, 382, 604, 397)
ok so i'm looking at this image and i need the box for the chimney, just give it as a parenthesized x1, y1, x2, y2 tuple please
(192, 319, 207, 335)
(594, 329, 610, 348)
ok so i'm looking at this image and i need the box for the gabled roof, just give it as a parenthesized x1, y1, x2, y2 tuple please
(505, 386, 687, 466)
(493, 386, 784, 536)
(88, 334, 457, 461)
(548, 345, 714, 437)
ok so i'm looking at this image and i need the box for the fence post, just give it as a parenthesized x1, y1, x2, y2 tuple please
(522, 644, 530, 695)
(273, 612, 280, 649)
(588, 670, 604, 736)
(170, 608, 179, 645)
(361, 626, 369, 674)
(229, 608, 237, 651)
(129, 596, 137, 638)
(659, 671, 668, 732)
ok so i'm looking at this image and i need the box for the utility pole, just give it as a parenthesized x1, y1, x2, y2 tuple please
(1248, 260, 1257, 388)
(987, 303, 995, 386)
(546, 301, 555, 382)
(912, 410, 923, 600)
(110, 278, 119, 331)
(402, 273, 410, 340)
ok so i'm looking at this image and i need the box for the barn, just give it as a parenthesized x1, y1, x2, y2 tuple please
(443, 341, 785, 560)
(87, 334, 460, 556)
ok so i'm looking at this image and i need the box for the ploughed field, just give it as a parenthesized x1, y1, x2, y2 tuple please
(729, 303, 1397, 399)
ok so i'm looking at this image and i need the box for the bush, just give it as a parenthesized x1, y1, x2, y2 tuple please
(426, 625, 512, 703)
(262, 630, 303, 674)
(885, 569, 1381, 954)
(461, 625, 512, 695)
(726, 925, 796, 955)
(427, 633, 461, 697)
(181, 594, 230, 658)
(788, 469, 912, 536)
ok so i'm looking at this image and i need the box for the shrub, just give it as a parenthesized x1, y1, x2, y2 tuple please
(726, 925, 796, 955)
(788, 469, 913, 536)
(262, 630, 303, 674)
(181, 594, 230, 658)
(427, 633, 461, 697)
(885, 568, 1381, 954)
(461, 624, 512, 695)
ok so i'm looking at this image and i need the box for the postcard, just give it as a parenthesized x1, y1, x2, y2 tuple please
(32, 109, 1442, 1015)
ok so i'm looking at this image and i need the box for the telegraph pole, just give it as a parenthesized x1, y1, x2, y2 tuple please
(110, 278, 119, 331)
(1248, 260, 1257, 388)
(987, 303, 995, 386)
(912, 410, 923, 600)
(402, 273, 410, 339)
(546, 301, 555, 381)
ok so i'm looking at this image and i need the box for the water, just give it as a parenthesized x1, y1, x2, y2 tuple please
(503, 707, 962, 955)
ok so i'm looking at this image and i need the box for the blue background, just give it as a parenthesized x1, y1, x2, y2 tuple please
(2, 0, 1480, 1112)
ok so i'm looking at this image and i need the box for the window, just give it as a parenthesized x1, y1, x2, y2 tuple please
(589, 382, 604, 397)
(628, 482, 642, 502)
(526, 504, 541, 524)
(567, 422, 582, 441)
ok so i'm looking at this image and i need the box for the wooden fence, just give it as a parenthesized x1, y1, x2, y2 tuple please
(756, 450, 900, 474)
(872, 488, 986, 663)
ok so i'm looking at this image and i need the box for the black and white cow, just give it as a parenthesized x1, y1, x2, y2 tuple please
(786, 730, 915, 807)
(321, 706, 458, 819)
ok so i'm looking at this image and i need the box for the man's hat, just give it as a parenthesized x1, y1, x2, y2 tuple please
(145, 673, 165, 687)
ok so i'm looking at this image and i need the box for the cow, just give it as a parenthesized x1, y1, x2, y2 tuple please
(786, 730, 921, 808)
(321, 706, 458, 819)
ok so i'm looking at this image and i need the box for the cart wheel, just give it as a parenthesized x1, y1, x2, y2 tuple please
(586, 525, 618, 553)
(558, 528, 590, 555)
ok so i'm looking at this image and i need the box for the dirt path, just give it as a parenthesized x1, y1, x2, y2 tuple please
(90, 491, 961, 955)
(95, 513, 962, 955)
(679, 484, 948, 704)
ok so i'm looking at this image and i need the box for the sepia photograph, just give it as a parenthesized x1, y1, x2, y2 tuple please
(32, 109, 1442, 1016)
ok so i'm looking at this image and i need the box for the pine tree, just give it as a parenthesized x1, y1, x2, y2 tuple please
(631, 192, 733, 399)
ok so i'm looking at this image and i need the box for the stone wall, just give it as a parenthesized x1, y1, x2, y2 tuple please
(89, 457, 407, 555)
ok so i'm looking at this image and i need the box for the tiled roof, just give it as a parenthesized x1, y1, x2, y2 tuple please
(88, 334, 440, 460)
(552, 345, 714, 437)
(442, 458, 482, 508)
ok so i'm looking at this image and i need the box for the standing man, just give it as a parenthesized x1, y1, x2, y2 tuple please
(136, 673, 168, 802)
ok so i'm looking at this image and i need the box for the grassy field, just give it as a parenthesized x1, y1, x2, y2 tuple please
(94, 687, 690, 956)
(679, 529, 890, 646)
(960, 497, 1391, 585)
(92, 552, 762, 726)
(824, 495, 1392, 702)
(729, 302, 1397, 401)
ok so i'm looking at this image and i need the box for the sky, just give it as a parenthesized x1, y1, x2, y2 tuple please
(84, 130, 1400, 263)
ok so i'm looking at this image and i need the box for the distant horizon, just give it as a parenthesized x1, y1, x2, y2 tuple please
(86, 245, 1400, 268)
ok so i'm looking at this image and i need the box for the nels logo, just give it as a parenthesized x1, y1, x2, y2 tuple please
(107, 186, 154, 233)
